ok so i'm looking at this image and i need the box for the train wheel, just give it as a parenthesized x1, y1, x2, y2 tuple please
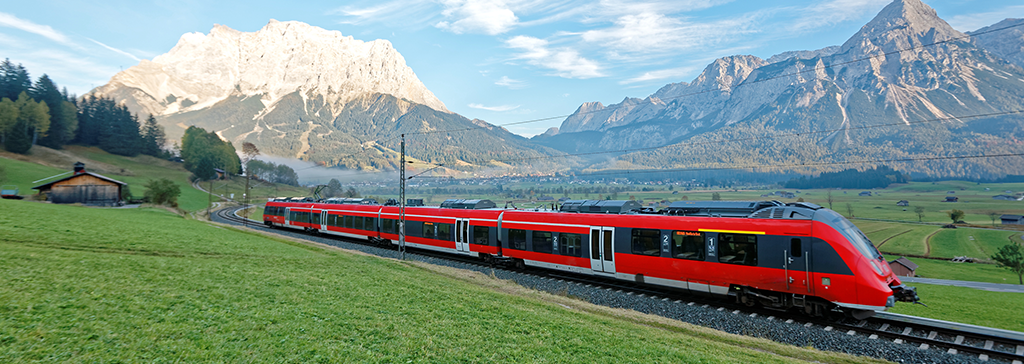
(847, 309, 875, 320)
(740, 295, 756, 307)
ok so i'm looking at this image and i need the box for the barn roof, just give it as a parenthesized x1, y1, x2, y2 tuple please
(890, 257, 919, 271)
(32, 171, 127, 190)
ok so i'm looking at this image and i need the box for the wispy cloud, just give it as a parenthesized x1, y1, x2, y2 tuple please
(947, 5, 1024, 32)
(506, 35, 604, 79)
(329, 0, 439, 27)
(468, 103, 521, 111)
(620, 66, 701, 84)
(88, 38, 141, 62)
(495, 75, 526, 89)
(580, 11, 761, 55)
(436, 0, 519, 35)
(786, 0, 889, 33)
(0, 12, 73, 46)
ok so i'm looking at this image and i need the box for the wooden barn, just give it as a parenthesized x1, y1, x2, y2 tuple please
(888, 257, 918, 277)
(33, 162, 127, 206)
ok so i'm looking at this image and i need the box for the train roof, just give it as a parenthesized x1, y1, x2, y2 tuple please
(559, 199, 642, 214)
(663, 200, 784, 217)
(439, 199, 497, 209)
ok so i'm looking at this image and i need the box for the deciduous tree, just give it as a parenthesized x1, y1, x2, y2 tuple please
(992, 243, 1024, 284)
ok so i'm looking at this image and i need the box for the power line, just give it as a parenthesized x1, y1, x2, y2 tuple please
(570, 152, 1024, 178)
(401, 21, 1024, 137)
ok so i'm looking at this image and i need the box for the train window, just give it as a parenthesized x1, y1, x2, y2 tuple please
(382, 219, 395, 234)
(532, 231, 553, 254)
(559, 233, 582, 257)
(343, 215, 353, 229)
(509, 229, 527, 250)
(672, 231, 705, 260)
(473, 226, 489, 245)
(791, 239, 802, 257)
(422, 222, 436, 239)
(353, 216, 364, 230)
(631, 229, 661, 256)
(437, 223, 452, 241)
(312, 212, 321, 225)
(718, 234, 757, 266)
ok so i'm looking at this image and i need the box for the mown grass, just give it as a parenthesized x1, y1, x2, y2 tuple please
(888, 283, 1024, 332)
(873, 225, 939, 257)
(0, 199, 879, 363)
(928, 228, 1020, 260)
(883, 255, 1019, 285)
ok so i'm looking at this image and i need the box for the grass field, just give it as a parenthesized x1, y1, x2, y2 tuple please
(1, 145, 307, 212)
(888, 283, 1024, 332)
(0, 199, 883, 363)
(883, 255, 1019, 284)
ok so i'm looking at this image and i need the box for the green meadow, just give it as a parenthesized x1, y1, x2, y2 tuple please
(0, 199, 883, 363)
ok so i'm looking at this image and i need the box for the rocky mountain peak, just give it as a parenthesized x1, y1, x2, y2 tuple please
(95, 20, 448, 118)
(840, 0, 964, 55)
(970, 18, 1024, 68)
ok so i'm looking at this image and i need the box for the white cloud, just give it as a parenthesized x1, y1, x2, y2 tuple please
(88, 38, 141, 62)
(495, 75, 526, 89)
(435, 0, 519, 35)
(787, 0, 889, 33)
(0, 12, 73, 46)
(468, 103, 521, 111)
(506, 35, 604, 79)
(946, 5, 1024, 32)
(330, 0, 439, 26)
(620, 66, 701, 84)
(580, 11, 760, 55)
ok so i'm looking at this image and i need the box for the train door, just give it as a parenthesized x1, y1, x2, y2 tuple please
(589, 227, 616, 274)
(455, 218, 471, 253)
(785, 237, 812, 294)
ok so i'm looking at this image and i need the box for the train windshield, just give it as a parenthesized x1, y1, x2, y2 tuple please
(814, 209, 881, 260)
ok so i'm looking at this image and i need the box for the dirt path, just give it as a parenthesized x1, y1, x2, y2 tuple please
(876, 229, 912, 249)
(923, 229, 942, 257)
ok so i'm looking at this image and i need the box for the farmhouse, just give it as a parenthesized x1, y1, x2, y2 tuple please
(944, 196, 958, 202)
(32, 162, 126, 206)
(858, 191, 872, 196)
(888, 257, 918, 277)
(1001, 214, 1024, 225)
(896, 200, 909, 206)
(992, 195, 1017, 201)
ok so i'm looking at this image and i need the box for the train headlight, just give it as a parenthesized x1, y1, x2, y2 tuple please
(869, 260, 884, 276)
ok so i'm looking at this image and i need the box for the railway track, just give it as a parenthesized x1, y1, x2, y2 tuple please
(213, 205, 1024, 363)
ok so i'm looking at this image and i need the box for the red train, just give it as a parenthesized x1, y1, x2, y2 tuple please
(263, 198, 920, 319)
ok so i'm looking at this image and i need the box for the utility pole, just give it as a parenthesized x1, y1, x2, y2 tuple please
(399, 134, 406, 260)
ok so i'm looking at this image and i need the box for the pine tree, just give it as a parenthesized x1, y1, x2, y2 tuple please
(0, 59, 31, 101)
(140, 114, 166, 157)
(99, 103, 141, 156)
(31, 74, 75, 149)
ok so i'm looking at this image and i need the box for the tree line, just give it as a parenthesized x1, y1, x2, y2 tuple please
(0, 59, 166, 158)
(784, 166, 909, 189)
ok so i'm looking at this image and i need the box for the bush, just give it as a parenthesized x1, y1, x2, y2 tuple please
(144, 178, 181, 207)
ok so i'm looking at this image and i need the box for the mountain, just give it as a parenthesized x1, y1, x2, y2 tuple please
(970, 18, 1024, 68)
(536, 0, 1024, 179)
(92, 20, 562, 172)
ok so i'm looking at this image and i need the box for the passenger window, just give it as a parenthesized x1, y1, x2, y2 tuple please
(532, 231, 553, 254)
(672, 231, 705, 260)
(631, 229, 661, 256)
(343, 215, 353, 229)
(366, 217, 376, 231)
(437, 223, 451, 241)
(473, 226, 489, 245)
(559, 233, 582, 257)
(312, 213, 321, 225)
(353, 216, 364, 230)
(718, 234, 757, 265)
(791, 239, 802, 257)
(422, 222, 435, 239)
(509, 229, 527, 250)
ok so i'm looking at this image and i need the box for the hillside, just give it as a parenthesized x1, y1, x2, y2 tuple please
(535, 0, 1024, 179)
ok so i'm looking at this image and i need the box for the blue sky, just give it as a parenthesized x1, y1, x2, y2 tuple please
(0, 0, 1019, 137)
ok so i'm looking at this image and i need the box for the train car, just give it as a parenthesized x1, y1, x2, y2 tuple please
(263, 198, 919, 318)
(379, 199, 505, 259)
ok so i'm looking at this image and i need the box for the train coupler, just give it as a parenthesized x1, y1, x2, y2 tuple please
(891, 284, 926, 307)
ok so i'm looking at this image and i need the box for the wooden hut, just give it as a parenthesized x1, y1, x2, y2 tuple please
(32, 162, 127, 206)
(888, 257, 918, 277)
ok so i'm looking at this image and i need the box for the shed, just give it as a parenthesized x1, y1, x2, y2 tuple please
(859, 191, 872, 196)
(992, 195, 1016, 201)
(888, 257, 918, 277)
(1001, 214, 1024, 225)
(896, 200, 909, 206)
(32, 162, 126, 206)
(944, 196, 958, 202)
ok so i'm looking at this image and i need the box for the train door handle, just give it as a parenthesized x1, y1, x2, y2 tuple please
(787, 257, 794, 264)
(788, 277, 794, 283)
